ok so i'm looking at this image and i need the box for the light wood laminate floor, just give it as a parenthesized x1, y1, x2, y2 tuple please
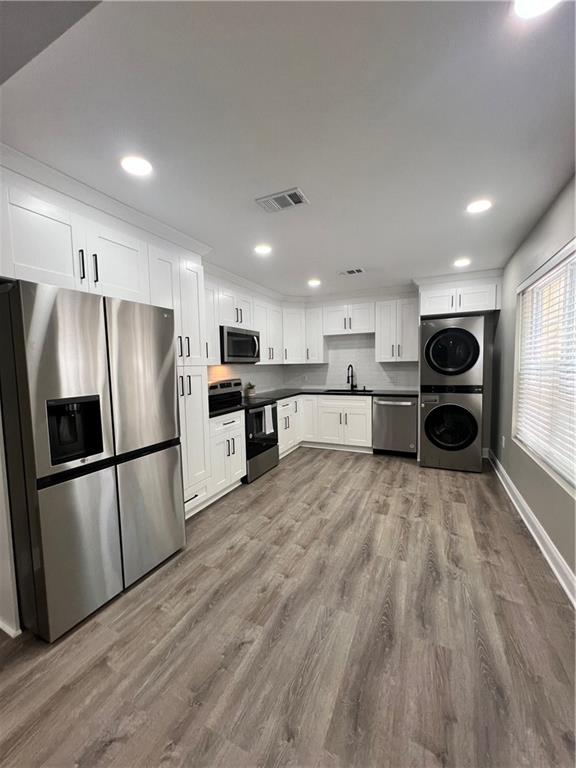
(0, 448, 574, 768)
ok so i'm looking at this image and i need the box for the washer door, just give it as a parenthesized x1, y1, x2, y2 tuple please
(424, 404, 478, 451)
(424, 328, 480, 376)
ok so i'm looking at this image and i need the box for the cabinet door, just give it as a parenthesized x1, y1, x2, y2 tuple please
(420, 287, 457, 316)
(219, 286, 238, 326)
(283, 309, 305, 363)
(317, 401, 343, 444)
(278, 402, 293, 453)
(300, 396, 318, 441)
(236, 294, 253, 328)
(204, 278, 221, 365)
(375, 300, 397, 362)
(149, 246, 183, 361)
(292, 398, 303, 444)
(183, 369, 211, 492)
(348, 303, 375, 333)
(180, 259, 206, 366)
(323, 305, 348, 335)
(305, 307, 324, 363)
(177, 369, 189, 490)
(268, 305, 283, 364)
(396, 298, 419, 361)
(87, 222, 149, 303)
(209, 433, 230, 495)
(343, 408, 372, 447)
(254, 302, 271, 364)
(456, 284, 497, 313)
(228, 429, 246, 482)
(2, 188, 85, 290)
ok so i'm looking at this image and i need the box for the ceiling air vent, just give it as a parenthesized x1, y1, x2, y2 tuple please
(338, 268, 366, 276)
(255, 187, 309, 213)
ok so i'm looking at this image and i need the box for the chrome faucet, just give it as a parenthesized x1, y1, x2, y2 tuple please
(346, 364, 357, 391)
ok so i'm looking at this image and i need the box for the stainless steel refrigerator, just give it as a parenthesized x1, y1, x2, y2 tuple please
(0, 281, 185, 642)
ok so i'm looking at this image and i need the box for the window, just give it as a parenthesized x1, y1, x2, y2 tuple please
(514, 241, 576, 488)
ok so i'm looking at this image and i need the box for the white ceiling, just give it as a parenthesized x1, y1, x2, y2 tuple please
(0, 1, 574, 297)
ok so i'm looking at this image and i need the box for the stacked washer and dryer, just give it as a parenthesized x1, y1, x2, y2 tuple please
(419, 315, 485, 472)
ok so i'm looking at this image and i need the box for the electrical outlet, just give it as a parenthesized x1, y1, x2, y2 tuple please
(501, 435, 505, 449)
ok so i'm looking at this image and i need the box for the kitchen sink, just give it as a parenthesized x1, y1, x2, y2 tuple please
(324, 389, 373, 394)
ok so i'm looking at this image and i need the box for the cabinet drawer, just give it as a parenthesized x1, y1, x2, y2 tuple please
(209, 410, 245, 435)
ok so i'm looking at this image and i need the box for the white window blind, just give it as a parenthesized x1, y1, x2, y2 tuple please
(514, 249, 576, 487)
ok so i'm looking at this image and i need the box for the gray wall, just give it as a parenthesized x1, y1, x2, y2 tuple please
(492, 176, 575, 571)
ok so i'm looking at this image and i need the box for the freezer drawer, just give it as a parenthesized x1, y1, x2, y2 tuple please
(117, 444, 185, 587)
(37, 467, 123, 641)
(106, 298, 177, 455)
(372, 397, 418, 454)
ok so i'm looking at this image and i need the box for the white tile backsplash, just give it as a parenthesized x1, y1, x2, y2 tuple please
(209, 335, 418, 393)
(283, 334, 418, 390)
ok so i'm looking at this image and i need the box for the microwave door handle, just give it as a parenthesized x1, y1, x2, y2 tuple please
(253, 335, 259, 357)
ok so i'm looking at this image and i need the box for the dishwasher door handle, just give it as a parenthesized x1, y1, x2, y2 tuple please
(374, 400, 415, 406)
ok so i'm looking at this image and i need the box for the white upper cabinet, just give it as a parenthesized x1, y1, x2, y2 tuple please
(204, 278, 221, 365)
(149, 246, 183, 360)
(86, 221, 150, 303)
(254, 300, 283, 364)
(323, 302, 374, 335)
(179, 259, 206, 366)
(375, 298, 419, 362)
(305, 307, 325, 363)
(419, 286, 456, 316)
(283, 308, 306, 363)
(456, 283, 498, 313)
(219, 284, 253, 328)
(2, 187, 85, 290)
(420, 282, 499, 316)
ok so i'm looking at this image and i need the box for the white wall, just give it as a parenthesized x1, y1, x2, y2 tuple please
(0, 405, 20, 637)
(492, 176, 575, 571)
(283, 334, 418, 391)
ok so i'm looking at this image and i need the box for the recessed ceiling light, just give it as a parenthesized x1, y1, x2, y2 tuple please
(254, 244, 272, 256)
(514, 0, 562, 18)
(308, 278, 321, 288)
(466, 198, 492, 214)
(121, 156, 153, 177)
(454, 257, 472, 268)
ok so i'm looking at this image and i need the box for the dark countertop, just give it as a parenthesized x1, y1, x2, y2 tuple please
(255, 387, 419, 400)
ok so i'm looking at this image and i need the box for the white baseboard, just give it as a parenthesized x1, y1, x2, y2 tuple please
(300, 442, 373, 454)
(489, 450, 575, 607)
(0, 617, 21, 639)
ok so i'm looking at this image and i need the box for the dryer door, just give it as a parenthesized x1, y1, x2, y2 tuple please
(424, 403, 479, 451)
(424, 328, 480, 377)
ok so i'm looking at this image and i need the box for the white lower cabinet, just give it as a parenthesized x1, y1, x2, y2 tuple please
(278, 399, 296, 456)
(316, 396, 372, 447)
(208, 411, 246, 497)
(300, 396, 318, 441)
(177, 367, 211, 509)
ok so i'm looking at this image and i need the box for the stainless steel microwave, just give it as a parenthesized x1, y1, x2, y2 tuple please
(220, 326, 260, 363)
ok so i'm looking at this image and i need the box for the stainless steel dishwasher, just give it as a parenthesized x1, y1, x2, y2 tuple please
(372, 396, 418, 454)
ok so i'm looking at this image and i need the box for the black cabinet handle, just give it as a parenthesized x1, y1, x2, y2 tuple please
(349, 317, 352, 330)
(344, 317, 347, 330)
(226, 439, 230, 457)
(306, 348, 309, 360)
(186, 337, 191, 357)
(239, 308, 243, 324)
(187, 375, 192, 395)
(223, 420, 235, 425)
(284, 348, 287, 360)
(397, 344, 401, 358)
(92, 253, 99, 283)
(231, 437, 235, 455)
(206, 341, 209, 358)
(235, 307, 239, 323)
(79, 249, 86, 280)
(178, 375, 184, 397)
(177, 336, 183, 357)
